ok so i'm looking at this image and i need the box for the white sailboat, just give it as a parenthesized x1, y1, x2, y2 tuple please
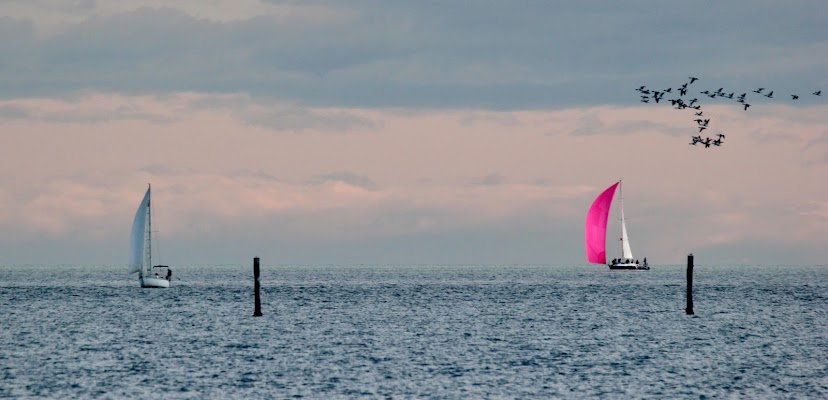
(128, 184, 171, 288)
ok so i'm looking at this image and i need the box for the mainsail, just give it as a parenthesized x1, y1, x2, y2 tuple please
(584, 181, 619, 264)
(129, 186, 150, 274)
(620, 199, 634, 260)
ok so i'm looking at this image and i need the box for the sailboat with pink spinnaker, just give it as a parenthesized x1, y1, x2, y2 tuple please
(585, 180, 649, 270)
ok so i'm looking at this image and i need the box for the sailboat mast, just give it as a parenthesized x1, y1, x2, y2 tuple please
(147, 184, 152, 276)
(619, 179, 624, 257)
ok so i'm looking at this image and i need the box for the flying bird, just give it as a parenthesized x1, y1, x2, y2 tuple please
(632, 77, 825, 148)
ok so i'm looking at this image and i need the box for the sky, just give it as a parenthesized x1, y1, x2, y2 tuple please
(1, 1, 827, 266)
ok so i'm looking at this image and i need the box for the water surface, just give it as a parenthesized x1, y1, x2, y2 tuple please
(1, 264, 826, 398)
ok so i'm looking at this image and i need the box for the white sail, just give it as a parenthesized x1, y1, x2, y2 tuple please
(619, 180, 634, 260)
(129, 187, 150, 274)
(621, 206, 634, 260)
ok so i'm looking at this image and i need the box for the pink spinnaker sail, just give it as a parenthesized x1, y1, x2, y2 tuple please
(585, 181, 619, 264)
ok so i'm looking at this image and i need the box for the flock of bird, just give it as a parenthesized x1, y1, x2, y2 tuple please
(635, 77, 822, 148)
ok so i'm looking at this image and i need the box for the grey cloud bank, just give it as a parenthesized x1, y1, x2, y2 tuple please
(1, 2, 826, 109)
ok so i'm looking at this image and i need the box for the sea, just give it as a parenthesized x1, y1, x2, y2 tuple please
(1, 264, 826, 399)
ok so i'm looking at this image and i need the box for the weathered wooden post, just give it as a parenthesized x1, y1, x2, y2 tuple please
(685, 253, 694, 315)
(253, 257, 263, 317)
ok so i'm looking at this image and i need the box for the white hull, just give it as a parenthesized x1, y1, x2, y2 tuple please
(140, 277, 170, 288)
(609, 260, 649, 270)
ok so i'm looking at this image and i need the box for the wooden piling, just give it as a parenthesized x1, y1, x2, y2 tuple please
(686, 253, 694, 315)
(253, 257, 262, 317)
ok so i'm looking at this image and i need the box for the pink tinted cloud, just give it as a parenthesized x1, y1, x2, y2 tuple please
(1, 93, 827, 263)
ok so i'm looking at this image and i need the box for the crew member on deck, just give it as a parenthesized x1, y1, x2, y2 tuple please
(166, 269, 172, 281)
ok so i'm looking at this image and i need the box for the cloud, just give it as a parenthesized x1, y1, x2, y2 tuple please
(0, 94, 178, 123)
(471, 174, 504, 187)
(459, 111, 520, 127)
(0, 92, 379, 132)
(186, 93, 379, 132)
(0, 104, 29, 119)
(1, 93, 827, 264)
(243, 105, 377, 132)
(569, 113, 605, 136)
(565, 106, 699, 137)
(309, 172, 376, 189)
(805, 131, 828, 148)
(226, 169, 280, 182)
(139, 164, 179, 176)
(1, 3, 826, 109)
